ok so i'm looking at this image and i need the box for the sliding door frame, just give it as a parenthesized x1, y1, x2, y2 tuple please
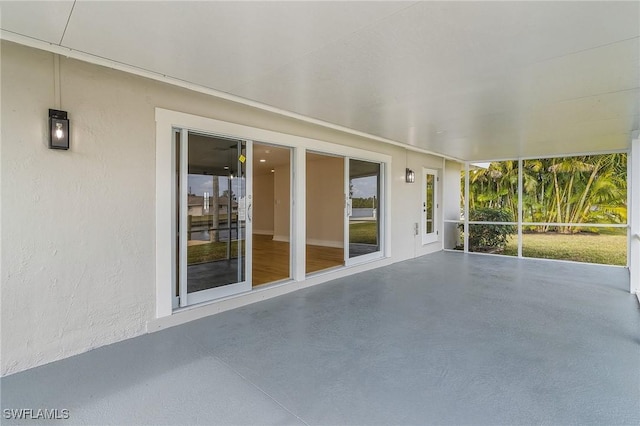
(345, 157, 385, 266)
(156, 108, 392, 319)
(175, 130, 254, 307)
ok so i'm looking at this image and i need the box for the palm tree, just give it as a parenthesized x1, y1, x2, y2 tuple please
(467, 154, 627, 233)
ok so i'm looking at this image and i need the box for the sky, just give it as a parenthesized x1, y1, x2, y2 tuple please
(350, 176, 377, 198)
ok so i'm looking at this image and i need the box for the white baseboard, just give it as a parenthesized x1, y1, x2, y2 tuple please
(273, 234, 290, 242)
(306, 238, 344, 248)
(253, 229, 274, 236)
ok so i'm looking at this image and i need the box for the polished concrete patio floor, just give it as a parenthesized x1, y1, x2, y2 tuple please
(2, 252, 639, 425)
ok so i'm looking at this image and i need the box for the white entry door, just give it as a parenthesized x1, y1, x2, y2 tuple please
(422, 168, 438, 245)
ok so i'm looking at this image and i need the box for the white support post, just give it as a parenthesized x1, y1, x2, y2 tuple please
(464, 162, 470, 253)
(518, 159, 523, 258)
(630, 137, 640, 295)
(292, 147, 307, 282)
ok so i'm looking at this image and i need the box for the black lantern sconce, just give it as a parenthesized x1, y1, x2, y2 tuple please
(405, 168, 415, 183)
(49, 109, 69, 150)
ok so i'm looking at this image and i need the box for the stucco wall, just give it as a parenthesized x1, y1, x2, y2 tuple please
(1, 41, 447, 375)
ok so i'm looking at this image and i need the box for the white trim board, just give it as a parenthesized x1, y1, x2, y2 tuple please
(306, 238, 344, 248)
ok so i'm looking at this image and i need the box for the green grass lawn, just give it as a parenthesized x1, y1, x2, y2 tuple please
(502, 233, 626, 266)
(349, 222, 378, 244)
(188, 240, 240, 264)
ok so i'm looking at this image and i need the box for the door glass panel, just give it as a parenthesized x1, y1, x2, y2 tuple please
(252, 143, 292, 286)
(186, 133, 246, 293)
(174, 129, 180, 300)
(426, 174, 434, 234)
(306, 152, 345, 273)
(349, 159, 380, 258)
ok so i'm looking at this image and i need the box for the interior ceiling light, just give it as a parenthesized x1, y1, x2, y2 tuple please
(260, 159, 266, 163)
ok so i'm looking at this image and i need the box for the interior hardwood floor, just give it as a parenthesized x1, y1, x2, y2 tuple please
(252, 234, 345, 286)
(252, 234, 290, 286)
(305, 244, 344, 274)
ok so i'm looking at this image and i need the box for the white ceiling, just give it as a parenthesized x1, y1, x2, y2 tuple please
(1, 1, 638, 161)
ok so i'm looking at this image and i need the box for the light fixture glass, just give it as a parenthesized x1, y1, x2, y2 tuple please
(55, 123, 64, 139)
(49, 109, 69, 150)
(406, 168, 415, 183)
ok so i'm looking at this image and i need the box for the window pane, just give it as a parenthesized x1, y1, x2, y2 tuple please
(349, 159, 380, 258)
(186, 134, 246, 293)
(426, 174, 434, 234)
(306, 152, 345, 273)
(468, 161, 518, 222)
(523, 154, 627, 225)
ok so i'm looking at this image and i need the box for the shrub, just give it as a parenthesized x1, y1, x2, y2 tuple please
(460, 208, 516, 251)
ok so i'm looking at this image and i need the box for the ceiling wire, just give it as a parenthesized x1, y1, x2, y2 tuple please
(59, 0, 77, 45)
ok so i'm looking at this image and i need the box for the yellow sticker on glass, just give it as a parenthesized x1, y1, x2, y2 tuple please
(239, 154, 246, 163)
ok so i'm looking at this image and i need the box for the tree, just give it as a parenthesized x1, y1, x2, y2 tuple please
(463, 154, 627, 234)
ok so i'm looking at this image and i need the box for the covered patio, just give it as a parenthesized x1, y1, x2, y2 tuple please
(2, 252, 638, 425)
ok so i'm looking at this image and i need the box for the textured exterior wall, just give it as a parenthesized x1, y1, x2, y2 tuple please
(1, 41, 447, 375)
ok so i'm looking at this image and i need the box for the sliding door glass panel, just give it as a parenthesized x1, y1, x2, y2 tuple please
(252, 143, 292, 286)
(186, 133, 246, 294)
(174, 129, 180, 303)
(306, 152, 345, 274)
(348, 159, 380, 258)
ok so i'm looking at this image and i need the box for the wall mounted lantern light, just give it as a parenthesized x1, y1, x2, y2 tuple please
(405, 168, 416, 183)
(49, 109, 69, 150)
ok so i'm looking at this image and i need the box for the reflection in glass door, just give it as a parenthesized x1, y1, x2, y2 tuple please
(177, 130, 252, 307)
(347, 159, 381, 260)
(422, 168, 438, 245)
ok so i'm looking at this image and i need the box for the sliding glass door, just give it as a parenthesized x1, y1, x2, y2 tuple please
(176, 130, 252, 307)
(346, 158, 382, 263)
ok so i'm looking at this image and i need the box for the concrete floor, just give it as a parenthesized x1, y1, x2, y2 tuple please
(2, 252, 639, 425)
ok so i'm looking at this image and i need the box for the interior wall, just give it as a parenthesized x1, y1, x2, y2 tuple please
(273, 164, 290, 242)
(252, 171, 274, 235)
(306, 155, 345, 247)
(1, 40, 448, 376)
